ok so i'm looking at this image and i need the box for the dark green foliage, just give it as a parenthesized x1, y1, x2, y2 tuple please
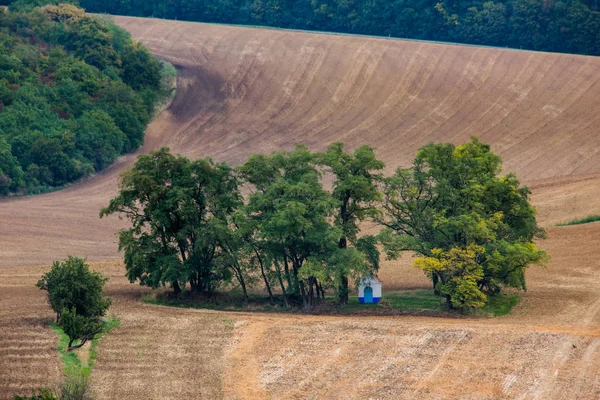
(71, 0, 600, 56)
(106, 139, 546, 313)
(0, 4, 165, 194)
(104, 146, 381, 309)
(36, 256, 111, 323)
(317, 142, 384, 303)
(37, 256, 111, 351)
(59, 307, 104, 348)
(557, 214, 600, 226)
(101, 147, 242, 295)
(238, 145, 378, 308)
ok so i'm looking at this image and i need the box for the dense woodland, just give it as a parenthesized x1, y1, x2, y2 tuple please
(0, 4, 167, 195)
(102, 139, 548, 311)
(12, 0, 600, 56)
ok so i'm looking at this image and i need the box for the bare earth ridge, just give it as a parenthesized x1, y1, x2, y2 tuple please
(1, 17, 600, 399)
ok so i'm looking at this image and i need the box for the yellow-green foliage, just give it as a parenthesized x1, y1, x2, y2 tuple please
(379, 138, 549, 310)
(415, 245, 487, 309)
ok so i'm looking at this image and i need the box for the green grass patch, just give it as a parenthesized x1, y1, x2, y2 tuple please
(143, 289, 447, 314)
(50, 316, 120, 375)
(480, 294, 521, 316)
(335, 290, 444, 313)
(50, 323, 84, 374)
(142, 289, 522, 316)
(557, 215, 600, 226)
(142, 292, 292, 313)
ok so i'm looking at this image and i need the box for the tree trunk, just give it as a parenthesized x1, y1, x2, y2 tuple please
(338, 236, 349, 304)
(300, 281, 309, 309)
(235, 266, 249, 302)
(255, 249, 274, 303)
(172, 280, 182, 295)
(338, 275, 349, 304)
(283, 254, 294, 294)
(432, 273, 440, 296)
(318, 282, 325, 299)
(67, 333, 97, 351)
(274, 260, 290, 308)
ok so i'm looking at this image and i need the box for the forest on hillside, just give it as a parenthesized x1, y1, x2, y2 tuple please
(0, 3, 168, 195)
(21, 0, 600, 57)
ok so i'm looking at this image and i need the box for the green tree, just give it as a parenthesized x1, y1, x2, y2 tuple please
(0, 136, 24, 194)
(36, 256, 111, 323)
(59, 307, 104, 349)
(0, 4, 168, 195)
(239, 146, 337, 308)
(414, 244, 487, 308)
(101, 147, 241, 295)
(240, 145, 369, 308)
(120, 42, 162, 91)
(377, 137, 548, 309)
(318, 142, 384, 303)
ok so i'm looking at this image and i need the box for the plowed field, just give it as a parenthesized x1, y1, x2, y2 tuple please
(1, 17, 600, 399)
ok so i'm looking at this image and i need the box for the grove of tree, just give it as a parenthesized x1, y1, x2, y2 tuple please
(0, 4, 168, 195)
(103, 138, 548, 311)
(14, 0, 600, 56)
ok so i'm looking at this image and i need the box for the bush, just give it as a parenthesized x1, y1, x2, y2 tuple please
(60, 370, 93, 400)
(13, 388, 58, 400)
(37, 256, 111, 349)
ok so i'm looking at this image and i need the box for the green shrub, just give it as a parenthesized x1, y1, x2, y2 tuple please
(60, 370, 93, 400)
(13, 388, 59, 400)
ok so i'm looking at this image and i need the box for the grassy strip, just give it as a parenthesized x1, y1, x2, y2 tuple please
(557, 215, 600, 226)
(480, 294, 521, 316)
(50, 323, 84, 374)
(142, 292, 291, 313)
(332, 290, 443, 313)
(142, 290, 520, 316)
(50, 316, 120, 375)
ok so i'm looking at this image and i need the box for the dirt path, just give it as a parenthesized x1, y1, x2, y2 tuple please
(222, 320, 269, 399)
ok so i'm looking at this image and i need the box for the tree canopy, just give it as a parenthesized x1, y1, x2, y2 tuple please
(37, 256, 111, 348)
(317, 142, 384, 303)
(35, 0, 600, 57)
(377, 137, 548, 309)
(104, 139, 547, 311)
(100, 148, 241, 295)
(0, 4, 167, 195)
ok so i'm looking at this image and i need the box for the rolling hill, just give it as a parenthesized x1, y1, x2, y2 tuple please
(1, 16, 600, 400)
(2, 17, 600, 268)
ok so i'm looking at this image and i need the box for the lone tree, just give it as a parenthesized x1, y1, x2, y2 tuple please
(37, 256, 111, 349)
(377, 137, 548, 309)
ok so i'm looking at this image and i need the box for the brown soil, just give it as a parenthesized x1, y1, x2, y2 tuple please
(2, 17, 600, 400)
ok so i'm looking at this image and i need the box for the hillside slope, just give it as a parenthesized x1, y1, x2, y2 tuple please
(1, 16, 600, 267)
(2, 17, 600, 400)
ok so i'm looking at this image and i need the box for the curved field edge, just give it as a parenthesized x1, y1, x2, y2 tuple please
(1, 16, 600, 399)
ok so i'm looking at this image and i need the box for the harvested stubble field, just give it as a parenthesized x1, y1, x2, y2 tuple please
(1, 16, 600, 399)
